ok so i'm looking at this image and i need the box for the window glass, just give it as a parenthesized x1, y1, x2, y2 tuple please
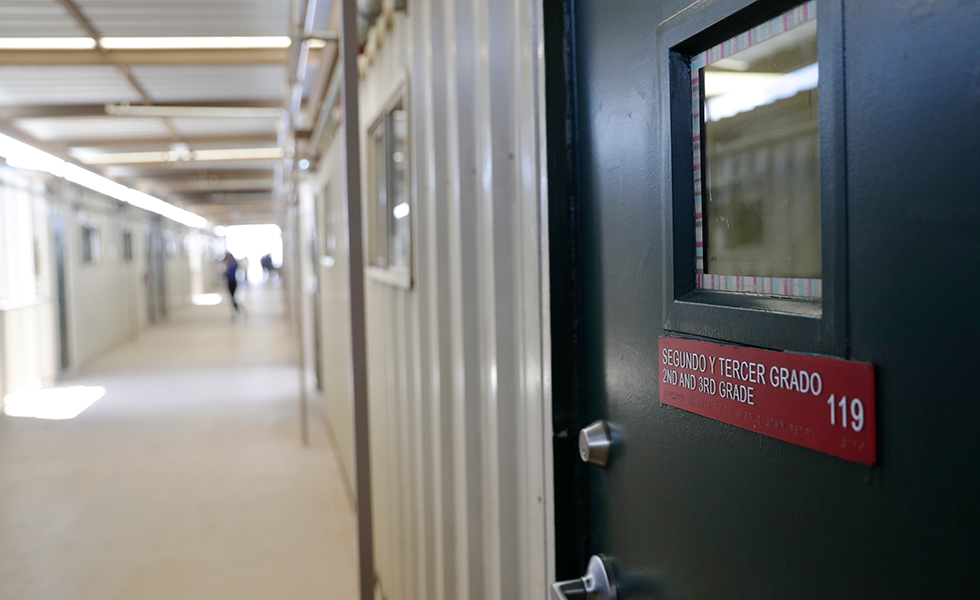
(694, 1, 820, 298)
(82, 225, 102, 265)
(321, 183, 336, 258)
(371, 126, 388, 267)
(367, 88, 412, 285)
(387, 101, 410, 271)
(0, 172, 43, 302)
(123, 230, 133, 262)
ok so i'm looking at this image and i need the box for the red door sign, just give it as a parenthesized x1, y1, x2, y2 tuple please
(659, 337, 876, 464)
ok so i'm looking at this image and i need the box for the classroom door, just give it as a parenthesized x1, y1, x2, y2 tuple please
(551, 0, 980, 597)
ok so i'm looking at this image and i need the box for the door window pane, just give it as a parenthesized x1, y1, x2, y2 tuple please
(693, 1, 820, 298)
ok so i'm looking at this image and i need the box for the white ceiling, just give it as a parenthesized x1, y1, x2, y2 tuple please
(0, 1, 86, 37)
(0, 66, 139, 105)
(17, 116, 173, 140)
(75, 0, 290, 37)
(0, 0, 313, 225)
(170, 116, 281, 137)
(131, 65, 287, 103)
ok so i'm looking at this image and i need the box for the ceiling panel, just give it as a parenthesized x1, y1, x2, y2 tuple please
(17, 116, 171, 141)
(0, 1, 86, 37)
(0, 66, 139, 106)
(76, 0, 290, 37)
(171, 117, 279, 137)
(131, 65, 286, 103)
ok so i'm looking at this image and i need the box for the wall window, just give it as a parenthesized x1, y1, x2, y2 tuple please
(367, 84, 412, 287)
(0, 173, 45, 303)
(122, 230, 133, 262)
(693, 1, 819, 298)
(81, 224, 102, 265)
(318, 182, 337, 268)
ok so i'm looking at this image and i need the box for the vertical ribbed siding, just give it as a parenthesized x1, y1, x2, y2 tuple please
(311, 0, 553, 597)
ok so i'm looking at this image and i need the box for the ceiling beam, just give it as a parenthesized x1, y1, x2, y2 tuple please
(2, 101, 284, 120)
(54, 0, 180, 140)
(178, 192, 273, 204)
(154, 179, 275, 193)
(107, 166, 275, 179)
(58, 133, 281, 148)
(191, 205, 277, 226)
(80, 147, 283, 166)
(0, 48, 294, 66)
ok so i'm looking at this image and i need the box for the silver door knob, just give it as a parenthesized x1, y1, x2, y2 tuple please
(551, 554, 617, 600)
(579, 420, 612, 467)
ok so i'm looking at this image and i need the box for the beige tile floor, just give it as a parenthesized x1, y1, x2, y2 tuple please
(0, 284, 358, 600)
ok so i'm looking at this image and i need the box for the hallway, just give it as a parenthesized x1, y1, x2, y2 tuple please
(0, 286, 358, 600)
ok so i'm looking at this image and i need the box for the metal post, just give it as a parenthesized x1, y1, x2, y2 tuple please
(340, 0, 375, 597)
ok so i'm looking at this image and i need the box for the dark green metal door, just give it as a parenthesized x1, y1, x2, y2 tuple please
(549, 0, 980, 597)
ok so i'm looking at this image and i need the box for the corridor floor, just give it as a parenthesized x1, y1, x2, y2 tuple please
(0, 285, 358, 600)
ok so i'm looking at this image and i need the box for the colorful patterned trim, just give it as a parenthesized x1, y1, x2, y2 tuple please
(690, 1, 817, 71)
(692, 1, 820, 300)
(696, 274, 821, 298)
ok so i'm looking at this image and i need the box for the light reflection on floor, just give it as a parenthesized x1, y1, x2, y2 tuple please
(191, 293, 223, 306)
(3, 383, 106, 420)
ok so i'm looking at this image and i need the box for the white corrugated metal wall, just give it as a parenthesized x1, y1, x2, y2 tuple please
(307, 0, 554, 597)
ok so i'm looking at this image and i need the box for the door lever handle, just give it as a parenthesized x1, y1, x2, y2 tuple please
(551, 577, 587, 600)
(551, 555, 617, 600)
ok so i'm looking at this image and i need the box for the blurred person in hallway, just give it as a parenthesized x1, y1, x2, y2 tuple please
(223, 253, 242, 316)
(261, 253, 276, 281)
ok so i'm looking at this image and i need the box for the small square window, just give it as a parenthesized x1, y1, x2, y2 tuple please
(693, 1, 820, 298)
(82, 225, 101, 265)
(321, 183, 336, 258)
(122, 230, 133, 262)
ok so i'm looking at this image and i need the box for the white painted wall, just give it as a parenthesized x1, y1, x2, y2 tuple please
(304, 0, 554, 597)
(0, 165, 213, 407)
(312, 132, 357, 487)
(0, 168, 58, 399)
(164, 225, 193, 310)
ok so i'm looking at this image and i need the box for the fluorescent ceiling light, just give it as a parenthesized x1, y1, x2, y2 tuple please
(704, 72, 780, 98)
(308, 39, 327, 49)
(0, 36, 295, 51)
(100, 36, 291, 50)
(0, 37, 96, 50)
(0, 132, 209, 229)
(709, 57, 750, 72)
(80, 148, 285, 165)
(706, 63, 818, 122)
(105, 104, 283, 118)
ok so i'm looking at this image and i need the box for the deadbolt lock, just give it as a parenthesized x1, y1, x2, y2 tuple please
(579, 420, 612, 468)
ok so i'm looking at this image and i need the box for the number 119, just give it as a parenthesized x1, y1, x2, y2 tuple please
(828, 394, 864, 432)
